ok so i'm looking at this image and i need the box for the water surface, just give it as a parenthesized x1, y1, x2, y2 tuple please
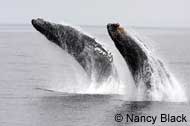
(0, 25, 190, 126)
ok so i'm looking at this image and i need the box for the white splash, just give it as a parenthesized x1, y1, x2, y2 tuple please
(42, 24, 188, 102)
(127, 29, 188, 102)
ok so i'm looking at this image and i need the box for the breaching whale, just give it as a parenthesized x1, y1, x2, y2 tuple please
(31, 18, 118, 86)
(107, 23, 187, 101)
(107, 24, 152, 87)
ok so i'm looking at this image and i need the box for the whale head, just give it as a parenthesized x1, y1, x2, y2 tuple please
(107, 23, 148, 76)
(31, 18, 85, 56)
(31, 18, 60, 44)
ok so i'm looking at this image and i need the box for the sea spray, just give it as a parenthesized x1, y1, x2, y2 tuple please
(32, 19, 188, 102)
(130, 30, 188, 102)
(107, 23, 188, 102)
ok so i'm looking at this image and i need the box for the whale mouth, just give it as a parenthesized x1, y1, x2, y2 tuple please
(31, 18, 60, 45)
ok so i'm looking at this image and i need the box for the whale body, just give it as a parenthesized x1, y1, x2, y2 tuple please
(107, 24, 152, 87)
(31, 18, 117, 86)
(107, 23, 187, 101)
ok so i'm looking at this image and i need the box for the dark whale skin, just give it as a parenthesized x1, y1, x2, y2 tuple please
(107, 23, 153, 90)
(31, 18, 118, 85)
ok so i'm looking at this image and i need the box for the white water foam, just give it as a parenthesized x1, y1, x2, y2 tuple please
(127, 29, 188, 102)
(40, 25, 188, 102)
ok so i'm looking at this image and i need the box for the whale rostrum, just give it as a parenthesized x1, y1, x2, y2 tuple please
(31, 18, 117, 85)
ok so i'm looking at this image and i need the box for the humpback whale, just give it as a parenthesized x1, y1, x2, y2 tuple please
(107, 24, 152, 87)
(107, 23, 187, 101)
(31, 18, 117, 86)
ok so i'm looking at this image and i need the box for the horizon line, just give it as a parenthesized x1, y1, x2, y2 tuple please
(0, 23, 190, 30)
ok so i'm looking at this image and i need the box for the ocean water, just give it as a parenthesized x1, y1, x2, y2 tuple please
(0, 25, 190, 126)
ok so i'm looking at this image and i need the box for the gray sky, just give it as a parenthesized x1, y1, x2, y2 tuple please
(0, 0, 189, 27)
